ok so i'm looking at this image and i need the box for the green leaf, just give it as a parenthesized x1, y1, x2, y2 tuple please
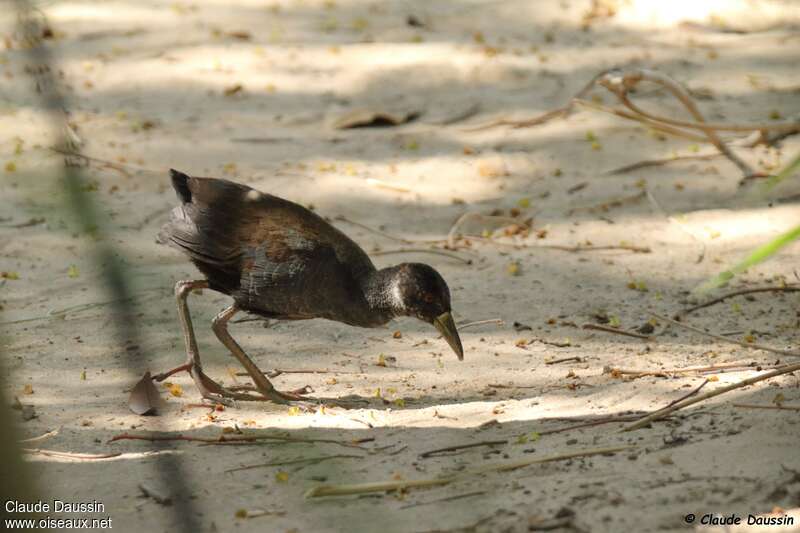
(694, 224, 800, 294)
(761, 151, 800, 192)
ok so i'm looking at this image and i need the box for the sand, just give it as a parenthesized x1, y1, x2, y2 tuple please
(2, 1, 800, 532)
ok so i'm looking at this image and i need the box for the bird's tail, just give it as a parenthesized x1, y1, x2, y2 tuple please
(169, 168, 193, 204)
(156, 169, 196, 247)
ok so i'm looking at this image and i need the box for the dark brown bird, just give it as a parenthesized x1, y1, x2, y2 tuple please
(153, 169, 463, 405)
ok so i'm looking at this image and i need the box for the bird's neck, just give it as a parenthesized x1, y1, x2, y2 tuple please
(360, 266, 406, 322)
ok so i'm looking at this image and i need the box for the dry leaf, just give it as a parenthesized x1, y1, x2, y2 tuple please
(332, 108, 420, 129)
(128, 371, 164, 416)
(365, 178, 411, 193)
(227, 30, 252, 40)
(223, 83, 244, 96)
(164, 382, 183, 397)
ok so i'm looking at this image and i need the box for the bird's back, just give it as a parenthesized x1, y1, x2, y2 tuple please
(158, 170, 378, 324)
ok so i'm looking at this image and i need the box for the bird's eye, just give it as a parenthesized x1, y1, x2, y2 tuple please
(423, 293, 434, 303)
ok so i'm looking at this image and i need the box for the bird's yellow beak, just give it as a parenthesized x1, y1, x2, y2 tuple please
(433, 311, 464, 361)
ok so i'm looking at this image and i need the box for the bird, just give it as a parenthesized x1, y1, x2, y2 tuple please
(153, 169, 463, 405)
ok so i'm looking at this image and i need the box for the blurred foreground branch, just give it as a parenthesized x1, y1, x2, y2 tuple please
(13, 2, 199, 530)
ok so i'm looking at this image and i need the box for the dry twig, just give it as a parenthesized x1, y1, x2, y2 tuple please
(606, 153, 720, 175)
(419, 440, 508, 459)
(336, 214, 647, 254)
(50, 147, 159, 176)
(650, 313, 800, 358)
(22, 448, 122, 460)
(623, 362, 800, 431)
(399, 491, 486, 510)
(19, 427, 61, 444)
(109, 432, 371, 449)
(676, 286, 800, 319)
(567, 190, 647, 216)
(471, 67, 800, 181)
(447, 212, 521, 249)
(305, 445, 632, 498)
(545, 356, 583, 365)
(582, 323, 653, 340)
(663, 379, 710, 409)
(732, 403, 800, 412)
(234, 368, 351, 378)
(225, 454, 363, 473)
(334, 215, 427, 244)
(598, 69, 757, 177)
(538, 415, 645, 436)
(370, 248, 473, 264)
(604, 362, 779, 378)
(573, 98, 707, 141)
(458, 318, 504, 329)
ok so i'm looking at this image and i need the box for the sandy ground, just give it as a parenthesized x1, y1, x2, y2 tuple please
(2, 1, 800, 532)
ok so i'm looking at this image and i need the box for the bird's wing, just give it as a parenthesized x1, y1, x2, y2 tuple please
(158, 172, 372, 308)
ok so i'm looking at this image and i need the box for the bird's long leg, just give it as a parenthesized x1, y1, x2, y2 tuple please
(153, 280, 267, 403)
(212, 305, 313, 405)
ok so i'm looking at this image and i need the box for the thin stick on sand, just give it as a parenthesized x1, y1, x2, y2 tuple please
(109, 432, 371, 449)
(446, 212, 521, 249)
(370, 248, 473, 264)
(676, 286, 800, 319)
(622, 362, 800, 431)
(582, 323, 653, 340)
(732, 403, 800, 412)
(19, 427, 61, 444)
(468, 67, 800, 181)
(305, 445, 632, 498)
(22, 448, 122, 460)
(419, 440, 508, 459)
(604, 362, 784, 378)
(650, 313, 800, 358)
(458, 318, 504, 329)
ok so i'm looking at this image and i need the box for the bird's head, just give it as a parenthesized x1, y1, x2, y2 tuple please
(391, 263, 463, 360)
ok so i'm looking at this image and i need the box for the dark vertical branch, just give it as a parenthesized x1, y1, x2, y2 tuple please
(13, 2, 200, 530)
(0, 358, 39, 518)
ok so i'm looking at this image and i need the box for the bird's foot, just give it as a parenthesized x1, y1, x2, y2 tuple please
(151, 362, 194, 383)
(229, 384, 313, 396)
(152, 363, 266, 405)
(152, 363, 226, 396)
(230, 385, 366, 410)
